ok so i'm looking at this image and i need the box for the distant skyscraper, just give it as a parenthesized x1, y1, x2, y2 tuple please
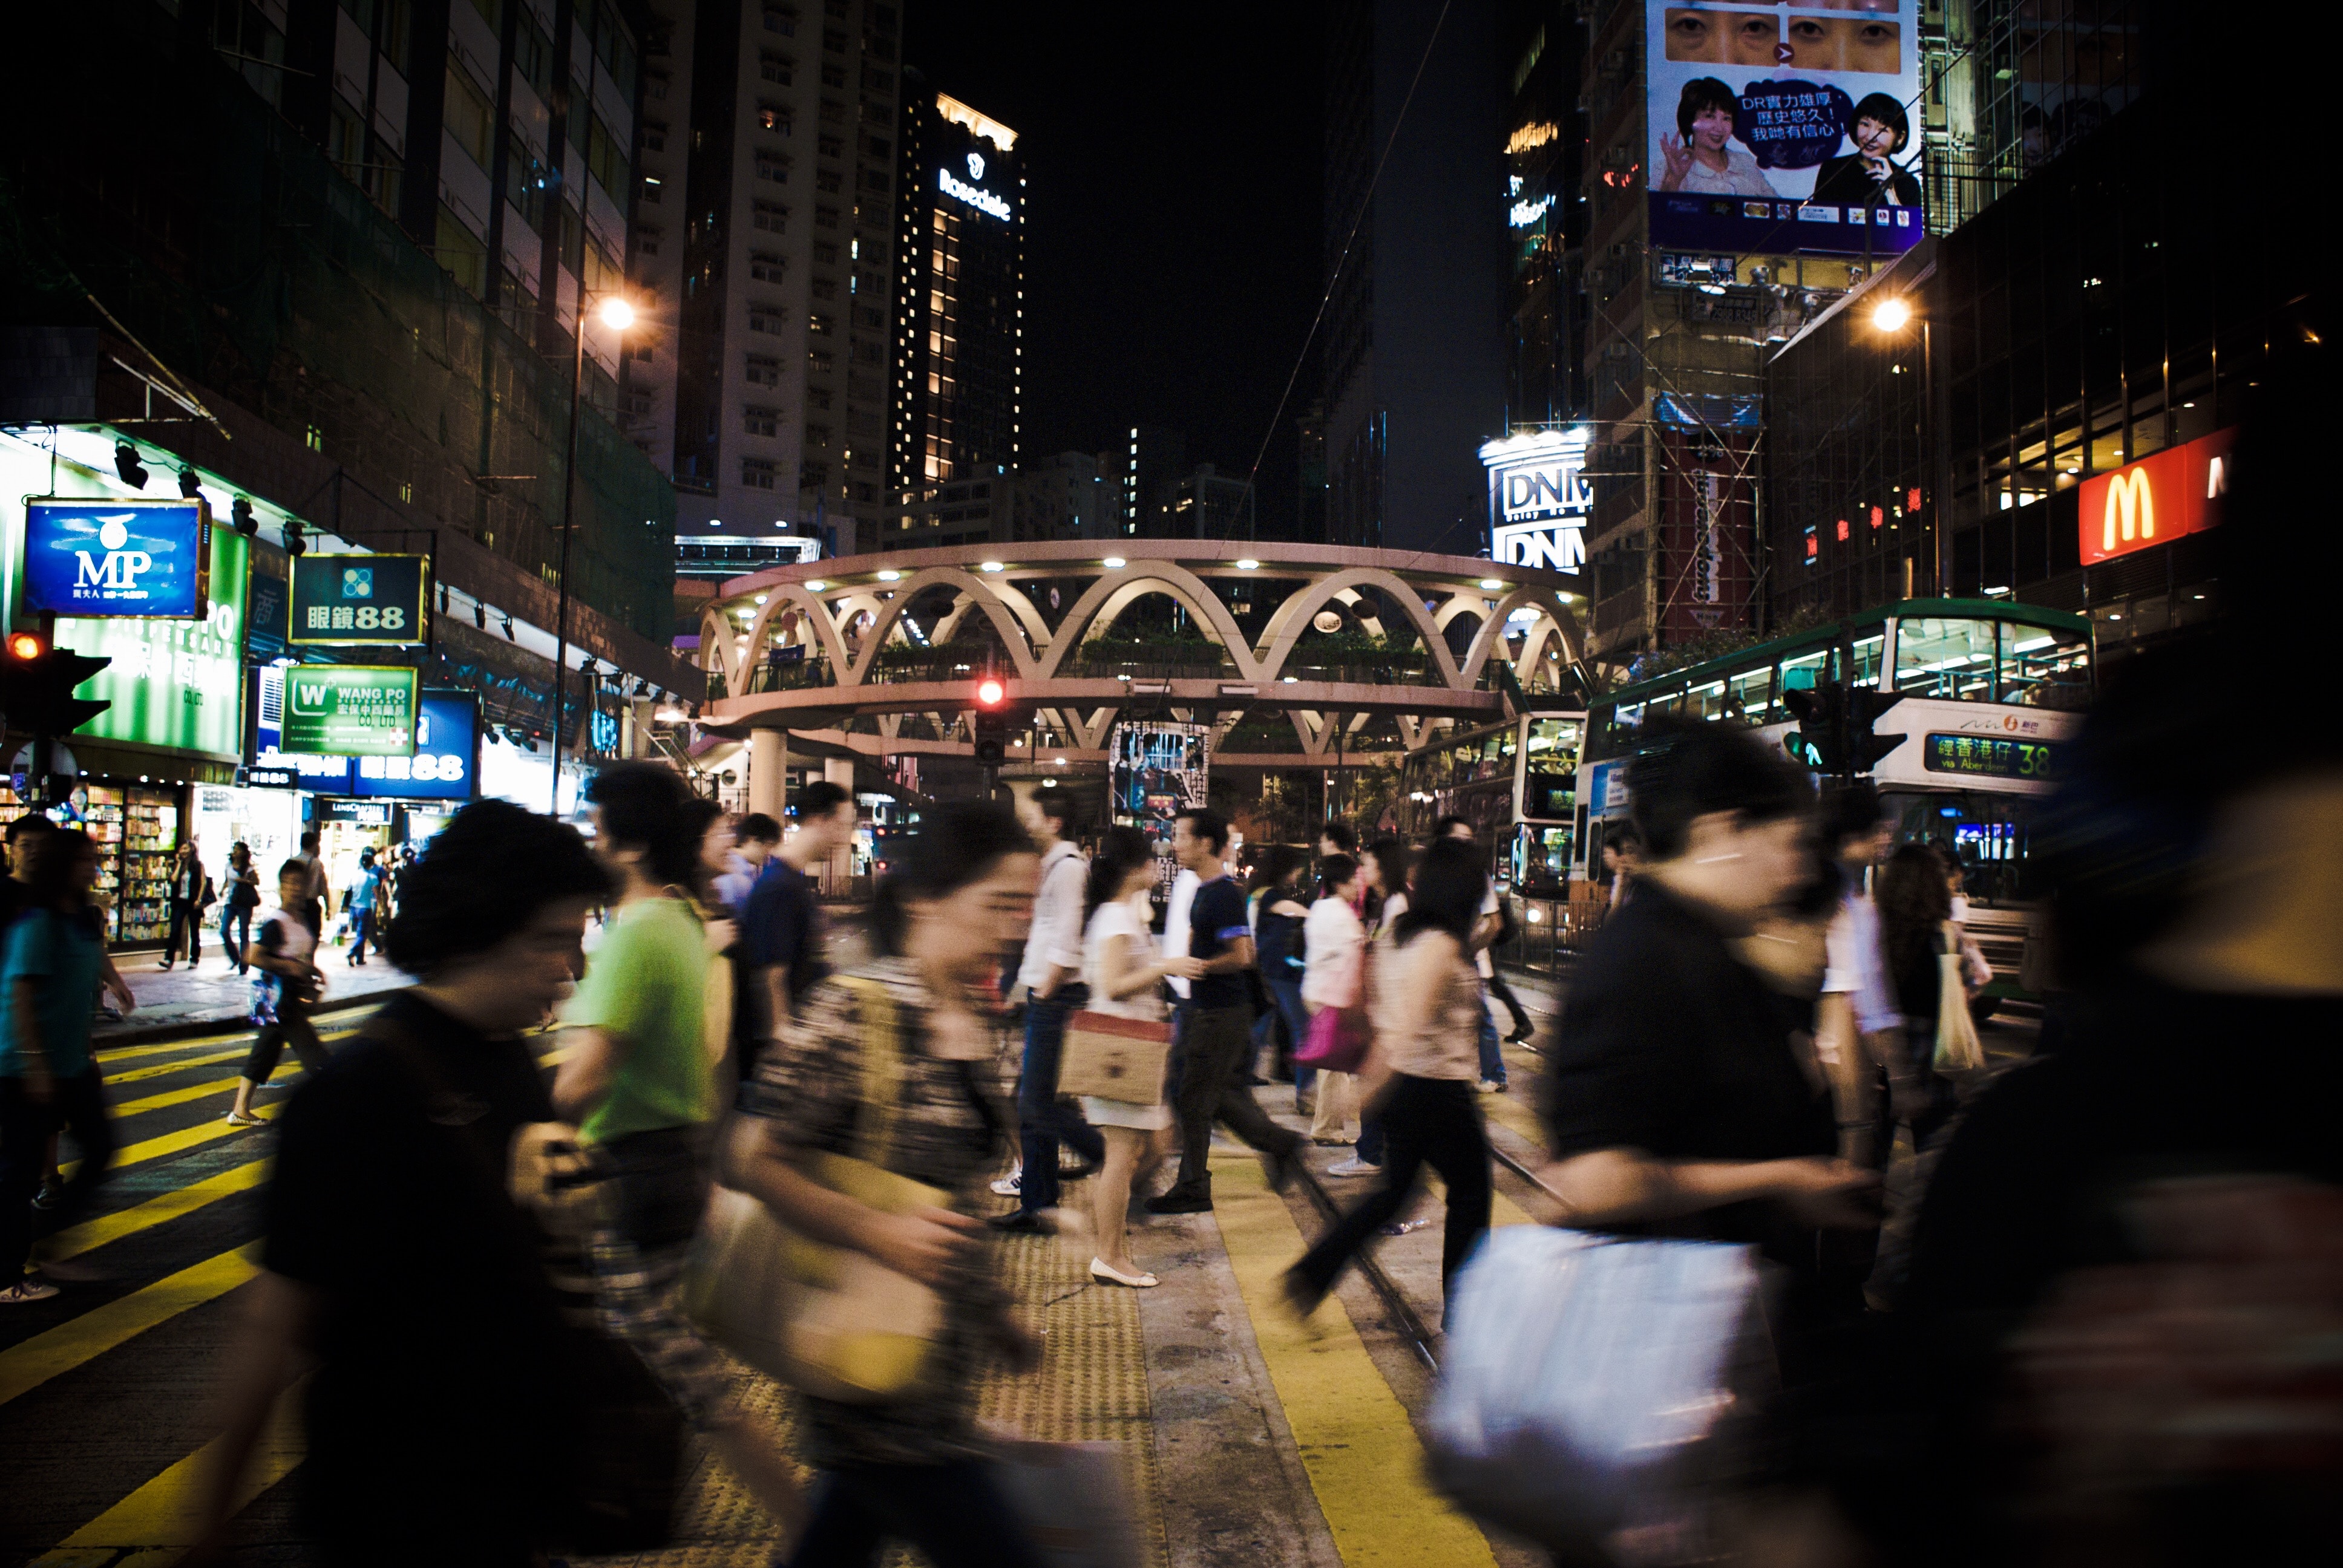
(647, 0, 903, 557)
(1322, 0, 1507, 552)
(1122, 425, 1185, 538)
(890, 78, 1022, 499)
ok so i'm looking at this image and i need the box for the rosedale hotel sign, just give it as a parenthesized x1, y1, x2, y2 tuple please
(2077, 426, 2234, 566)
(1481, 428, 1593, 571)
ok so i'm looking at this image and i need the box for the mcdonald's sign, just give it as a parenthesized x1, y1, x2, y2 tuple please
(2078, 426, 2236, 565)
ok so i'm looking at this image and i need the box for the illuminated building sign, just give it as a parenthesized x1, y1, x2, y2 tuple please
(1481, 428, 1592, 572)
(939, 165, 1011, 220)
(2077, 426, 2235, 565)
(1923, 732, 2058, 781)
(23, 498, 211, 618)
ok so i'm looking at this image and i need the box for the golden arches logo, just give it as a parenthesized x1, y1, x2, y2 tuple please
(2099, 468, 2156, 554)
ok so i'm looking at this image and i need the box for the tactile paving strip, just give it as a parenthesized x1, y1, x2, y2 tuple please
(575, 1221, 1168, 1568)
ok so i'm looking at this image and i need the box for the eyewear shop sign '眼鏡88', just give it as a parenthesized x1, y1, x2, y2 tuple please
(290, 554, 430, 645)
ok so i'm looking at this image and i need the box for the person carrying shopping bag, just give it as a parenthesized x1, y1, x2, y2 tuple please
(1299, 855, 1367, 1147)
(719, 802, 1052, 1567)
(1284, 837, 1495, 1322)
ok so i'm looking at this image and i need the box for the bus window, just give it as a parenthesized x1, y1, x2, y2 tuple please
(1999, 625, 2093, 711)
(1849, 632, 1886, 686)
(1895, 618, 1998, 701)
(1780, 649, 1828, 702)
(1726, 665, 1772, 721)
(1686, 679, 1728, 721)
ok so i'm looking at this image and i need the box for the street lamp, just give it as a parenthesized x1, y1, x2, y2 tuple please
(550, 290, 637, 814)
(1870, 293, 1937, 596)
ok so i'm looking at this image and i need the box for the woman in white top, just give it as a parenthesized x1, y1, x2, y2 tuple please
(1079, 826, 1202, 1287)
(1300, 855, 1366, 1145)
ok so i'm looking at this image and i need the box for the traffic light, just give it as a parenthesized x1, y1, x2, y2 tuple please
(1, 632, 111, 801)
(1782, 678, 1848, 776)
(1847, 688, 1909, 774)
(971, 673, 1009, 766)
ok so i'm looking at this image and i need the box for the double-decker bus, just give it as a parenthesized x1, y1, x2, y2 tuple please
(1573, 598, 2093, 977)
(1395, 710, 1585, 893)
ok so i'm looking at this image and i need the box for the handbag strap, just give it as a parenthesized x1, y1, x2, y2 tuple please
(836, 975, 904, 1167)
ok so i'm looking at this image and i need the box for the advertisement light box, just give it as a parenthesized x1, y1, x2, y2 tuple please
(22, 498, 211, 618)
(280, 666, 419, 756)
(290, 554, 430, 645)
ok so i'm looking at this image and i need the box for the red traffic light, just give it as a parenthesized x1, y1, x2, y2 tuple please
(975, 678, 1005, 707)
(7, 632, 43, 661)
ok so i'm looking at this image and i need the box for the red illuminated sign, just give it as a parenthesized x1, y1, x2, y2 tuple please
(2078, 426, 2235, 566)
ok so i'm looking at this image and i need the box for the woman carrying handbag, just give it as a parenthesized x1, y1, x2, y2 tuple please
(721, 802, 1052, 1567)
(1297, 854, 1367, 1146)
(1072, 826, 1201, 1289)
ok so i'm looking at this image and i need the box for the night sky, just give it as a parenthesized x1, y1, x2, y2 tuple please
(902, 3, 1326, 538)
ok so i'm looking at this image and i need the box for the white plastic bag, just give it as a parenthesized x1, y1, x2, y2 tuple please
(1426, 1226, 1774, 1558)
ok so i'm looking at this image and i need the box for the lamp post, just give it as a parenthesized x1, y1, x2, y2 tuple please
(551, 290, 635, 815)
(1870, 293, 1938, 596)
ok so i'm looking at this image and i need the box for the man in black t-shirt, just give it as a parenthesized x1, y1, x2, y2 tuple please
(739, 780, 859, 1074)
(1148, 807, 1303, 1214)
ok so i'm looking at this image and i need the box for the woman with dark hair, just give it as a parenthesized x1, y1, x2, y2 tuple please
(1285, 837, 1496, 1320)
(194, 800, 627, 1562)
(724, 800, 1050, 1565)
(1080, 825, 1202, 1288)
(218, 840, 260, 976)
(1659, 76, 1778, 196)
(1538, 724, 1871, 1306)
(1, 828, 127, 1304)
(1874, 842, 1970, 1149)
(1302, 854, 1366, 1146)
(1811, 91, 1922, 209)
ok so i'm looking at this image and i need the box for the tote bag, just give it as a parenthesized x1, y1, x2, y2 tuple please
(1932, 921, 1987, 1074)
(1292, 1004, 1369, 1073)
(1057, 1010, 1171, 1103)
(681, 976, 948, 1403)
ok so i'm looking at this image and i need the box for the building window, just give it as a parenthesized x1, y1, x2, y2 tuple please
(638, 174, 663, 204)
(750, 251, 787, 283)
(743, 458, 778, 489)
(813, 240, 840, 264)
(634, 224, 662, 256)
(810, 276, 837, 301)
(745, 353, 782, 387)
(755, 152, 790, 185)
(823, 26, 847, 53)
(744, 405, 780, 437)
(808, 348, 834, 373)
(763, 5, 797, 36)
(749, 305, 787, 334)
(808, 313, 835, 336)
(761, 52, 794, 86)
(758, 102, 791, 134)
(814, 168, 842, 194)
(818, 133, 845, 160)
(820, 98, 845, 123)
(436, 204, 487, 297)
(861, 65, 894, 93)
(805, 423, 832, 449)
(816, 204, 841, 229)
(801, 461, 831, 488)
(641, 121, 667, 153)
(753, 200, 788, 234)
(808, 385, 833, 410)
(444, 65, 494, 168)
(821, 62, 847, 88)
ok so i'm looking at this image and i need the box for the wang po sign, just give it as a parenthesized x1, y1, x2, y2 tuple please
(21, 498, 211, 618)
(280, 665, 419, 756)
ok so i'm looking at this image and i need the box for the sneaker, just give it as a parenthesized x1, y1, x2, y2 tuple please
(31, 1184, 62, 1211)
(989, 1166, 1023, 1198)
(1325, 1157, 1381, 1177)
(224, 1110, 263, 1128)
(1476, 1079, 1506, 1094)
(1144, 1189, 1213, 1215)
(0, 1277, 61, 1304)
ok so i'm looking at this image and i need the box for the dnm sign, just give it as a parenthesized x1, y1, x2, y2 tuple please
(2077, 426, 2235, 566)
(1481, 428, 1593, 573)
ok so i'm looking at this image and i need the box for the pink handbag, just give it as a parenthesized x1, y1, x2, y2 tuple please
(1294, 1004, 1370, 1073)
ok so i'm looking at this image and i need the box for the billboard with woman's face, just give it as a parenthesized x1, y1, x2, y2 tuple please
(1647, 1, 1924, 257)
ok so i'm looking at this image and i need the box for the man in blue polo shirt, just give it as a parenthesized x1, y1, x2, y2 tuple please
(1147, 807, 1303, 1214)
(739, 780, 859, 1078)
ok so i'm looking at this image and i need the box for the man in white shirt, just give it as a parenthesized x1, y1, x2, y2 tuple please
(993, 790, 1103, 1231)
(1818, 785, 1906, 1168)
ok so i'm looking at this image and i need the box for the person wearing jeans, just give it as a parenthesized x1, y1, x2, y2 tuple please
(994, 792, 1101, 1230)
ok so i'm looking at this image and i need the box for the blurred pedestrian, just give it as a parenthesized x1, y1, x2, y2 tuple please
(293, 829, 330, 913)
(218, 841, 260, 975)
(1, 814, 51, 932)
(226, 860, 330, 1127)
(194, 802, 621, 1564)
(993, 788, 1099, 1233)
(1818, 784, 1909, 1171)
(1316, 820, 1357, 865)
(1538, 725, 1873, 1350)
(740, 780, 857, 1075)
(1435, 816, 1510, 1093)
(713, 811, 781, 914)
(1079, 826, 1199, 1287)
(1248, 845, 1311, 1108)
(1, 828, 131, 1303)
(1326, 839, 1411, 1178)
(1147, 808, 1304, 1213)
(723, 802, 1049, 1566)
(344, 846, 382, 966)
(1286, 837, 1495, 1319)
(1875, 843, 1979, 1149)
(1601, 825, 1641, 912)
(1302, 854, 1366, 1146)
(683, 794, 742, 1083)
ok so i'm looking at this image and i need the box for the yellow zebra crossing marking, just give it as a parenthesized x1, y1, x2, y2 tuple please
(0, 1244, 261, 1406)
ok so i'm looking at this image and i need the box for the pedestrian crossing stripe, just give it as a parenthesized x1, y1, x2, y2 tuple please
(111, 1071, 263, 1119)
(1208, 1152, 1499, 1568)
(0, 1244, 261, 1407)
(103, 1047, 254, 1089)
(62, 1100, 282, 1181)
(93, 1019, 367, 1067)
(32, 1382, 306, 1564)
(46, 1161, 271, 1263)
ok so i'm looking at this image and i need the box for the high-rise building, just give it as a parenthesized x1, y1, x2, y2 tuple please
(1296, 401, 1328, 545)
(1322, 0, 1507, 552)
(1500, 4, 1588, 430)
(1153, 465, 1256, 541)
(651, 0, 903, 558)
(1122, 425, 1185, 538)
(890, 80, 1023, 499)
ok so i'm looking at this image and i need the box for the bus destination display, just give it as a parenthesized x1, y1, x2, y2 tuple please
(1923, 732, 2057, 781)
